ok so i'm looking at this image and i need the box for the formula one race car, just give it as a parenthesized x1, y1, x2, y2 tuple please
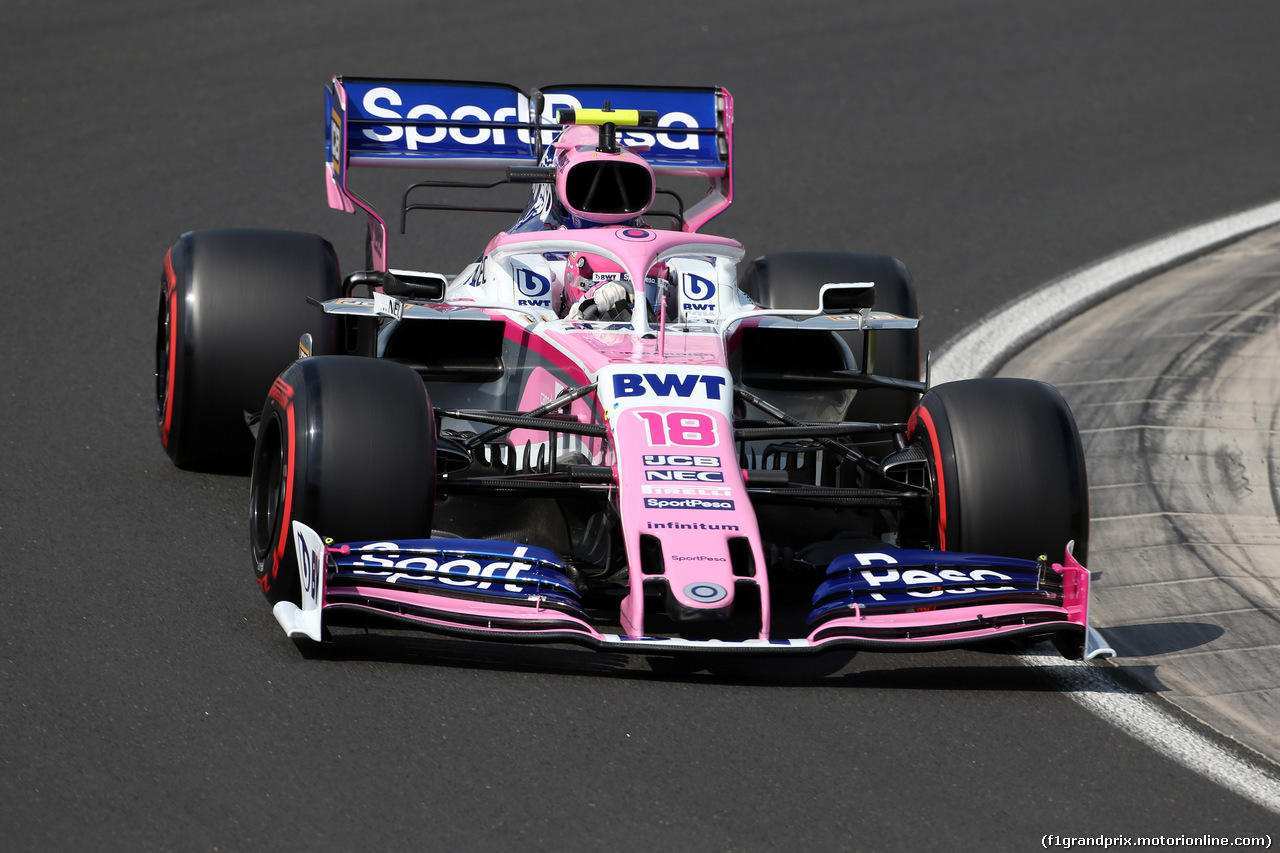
(156, 78, 1111, 662)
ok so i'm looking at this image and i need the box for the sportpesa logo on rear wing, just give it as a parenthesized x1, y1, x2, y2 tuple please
(327, 78, 729, 171)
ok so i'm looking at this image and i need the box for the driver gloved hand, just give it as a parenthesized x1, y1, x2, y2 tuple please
(566, 279, 632, 320)
(591, 280, 630, 312)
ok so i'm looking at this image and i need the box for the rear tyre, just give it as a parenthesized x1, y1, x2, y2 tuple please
(249, 356, 438, 605)
(738, 252, 921, 424)
(910, 378, 1089, 563)
(156, 228, 342, 471)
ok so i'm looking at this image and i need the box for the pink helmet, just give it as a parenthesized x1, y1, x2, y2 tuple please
(563, 251, 627, 306)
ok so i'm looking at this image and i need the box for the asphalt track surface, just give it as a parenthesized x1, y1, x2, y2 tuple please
(4, 2, 1280, 850)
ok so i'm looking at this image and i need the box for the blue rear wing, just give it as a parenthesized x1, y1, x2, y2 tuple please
(325, 77, 735, 255)
(328, 78, 730, 173)
(332, 79, 534, 170)
(539, 85, 729, 174)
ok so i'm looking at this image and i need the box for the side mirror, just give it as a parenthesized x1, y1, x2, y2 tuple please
(343, 270, 446, 300)
(819, 282, 875, 313)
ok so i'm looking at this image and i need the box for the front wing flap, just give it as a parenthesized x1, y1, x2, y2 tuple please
(809, 548, 1113, 660)
(274, 524, 1112, 660)
(273, 522, 597, 644)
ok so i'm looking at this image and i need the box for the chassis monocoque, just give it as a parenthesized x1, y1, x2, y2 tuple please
(156, 78, 1110, 662)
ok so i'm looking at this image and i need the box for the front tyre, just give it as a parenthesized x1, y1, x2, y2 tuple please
(156, 229, 341, 471)
(910, 378, 1089, 563)
(250, 356, 437, 605)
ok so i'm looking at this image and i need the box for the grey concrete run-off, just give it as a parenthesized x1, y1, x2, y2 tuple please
(1001, 224, 1280, 762)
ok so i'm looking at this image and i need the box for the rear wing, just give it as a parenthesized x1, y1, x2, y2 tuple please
(325, 77, 735, 264)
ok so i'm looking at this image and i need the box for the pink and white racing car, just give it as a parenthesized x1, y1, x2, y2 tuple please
(156, 78, 1111, 661)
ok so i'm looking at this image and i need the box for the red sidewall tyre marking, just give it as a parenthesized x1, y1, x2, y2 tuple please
(263, 377, 296, 593)
(909, 405, 948, 550)
(161, 248, 178, 447)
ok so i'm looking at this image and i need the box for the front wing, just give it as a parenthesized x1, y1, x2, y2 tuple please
(274, 522, 1114, 660)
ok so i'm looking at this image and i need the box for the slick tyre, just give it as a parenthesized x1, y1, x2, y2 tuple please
(910, 378, 1089, 563)
(156, 229, 342, 471)
(250, 356, 437, 605)
(738, 252, 921, 424)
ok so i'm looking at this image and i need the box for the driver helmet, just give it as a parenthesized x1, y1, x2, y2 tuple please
(564, 252, 626, 306)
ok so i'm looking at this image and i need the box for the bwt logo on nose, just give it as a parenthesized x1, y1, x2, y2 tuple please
(613, 373, 726, 399)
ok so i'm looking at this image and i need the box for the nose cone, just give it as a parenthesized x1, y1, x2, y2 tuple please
(665, 580, 734, 622)
(654, 576, 764, 640)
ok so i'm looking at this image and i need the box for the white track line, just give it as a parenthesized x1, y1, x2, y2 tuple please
(931, 199, 1280, 386)
(1019, 646, 1280, 813)
(929, 198, 1280, 813)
